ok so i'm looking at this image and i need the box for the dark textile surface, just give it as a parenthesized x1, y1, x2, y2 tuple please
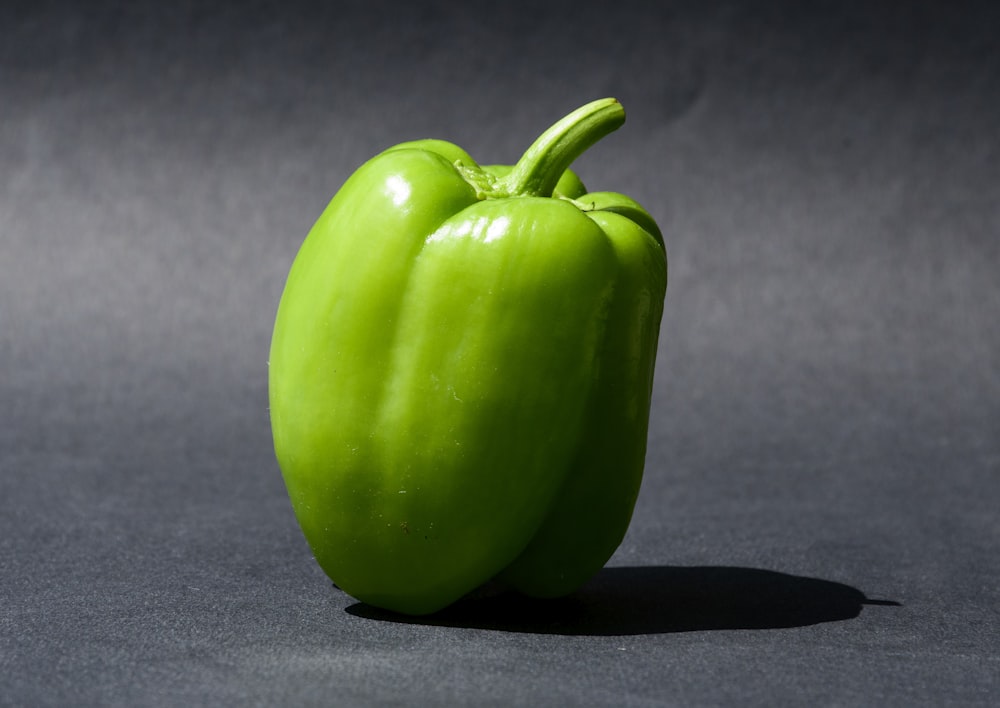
(3, 1, 998, 705)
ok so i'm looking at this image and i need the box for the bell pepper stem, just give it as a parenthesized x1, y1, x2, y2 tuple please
(498, 98, 626, 199)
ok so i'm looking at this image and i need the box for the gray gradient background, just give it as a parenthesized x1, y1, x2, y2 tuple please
(2, 1, 999, 705)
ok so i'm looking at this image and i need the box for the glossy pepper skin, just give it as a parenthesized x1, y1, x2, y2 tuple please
(269, 99, 667, 615)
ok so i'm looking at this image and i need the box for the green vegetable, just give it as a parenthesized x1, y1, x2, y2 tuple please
(269, 98, 667, 615)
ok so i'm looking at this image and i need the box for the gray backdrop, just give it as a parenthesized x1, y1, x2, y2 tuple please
(3, 1, 998, 705)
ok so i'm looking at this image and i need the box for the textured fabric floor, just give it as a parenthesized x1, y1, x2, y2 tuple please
(3, 1, 998, 705)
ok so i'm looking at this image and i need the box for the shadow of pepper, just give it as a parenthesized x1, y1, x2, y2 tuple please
(346, 566, 899, 635)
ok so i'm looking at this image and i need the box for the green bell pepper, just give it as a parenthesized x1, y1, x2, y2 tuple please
(269, 98, 667, 615)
